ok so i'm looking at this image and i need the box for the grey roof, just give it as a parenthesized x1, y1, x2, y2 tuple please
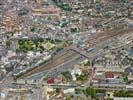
(125, 67, 133, 74)
(128, 48, 133, 57)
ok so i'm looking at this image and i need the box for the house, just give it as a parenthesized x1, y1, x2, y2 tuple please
(105, 72, 114, 79)
(128, 75, 133, 81)
(47, 78, 55, 84)
(94, 71, 105, 80)
(126, 84, 133, 89)
(47, 77, 61, 84)
(114, 97, 133, 100)
(70, 68, 82, 81)
(0, 92, 6, 100)
(125, 67, 133, 75)
(63, 88, 75, 94)
(91, 78, 100, 84)
(96, 93, 106, 100)
(0, 69, 6, 80)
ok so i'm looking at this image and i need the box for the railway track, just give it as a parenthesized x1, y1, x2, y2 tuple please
(87, 28, 133, 47)
(14, 50, 80, 79)
(14, 28, 133, 80)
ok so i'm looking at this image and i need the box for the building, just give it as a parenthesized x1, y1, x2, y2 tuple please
(114, 97, 133, 100)
(32, 6, 61, 20)
(105, 72, 114, 79)
(47, 77, 61, 84)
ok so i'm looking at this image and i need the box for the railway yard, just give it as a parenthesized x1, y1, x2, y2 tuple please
(0, 0, 133, 100)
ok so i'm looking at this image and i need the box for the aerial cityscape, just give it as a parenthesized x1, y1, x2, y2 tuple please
(0, 0, 133, 100)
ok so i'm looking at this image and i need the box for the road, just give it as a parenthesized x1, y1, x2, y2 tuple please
(13, 27, 133, 80)
(0, 72, 14, 92)
(14, 43, 102, 80)
(14, 49, 81, 79)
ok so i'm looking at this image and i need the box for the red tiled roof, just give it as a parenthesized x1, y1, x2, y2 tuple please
(105, 72, 114, 79)
(47, 77, 61, 84)
(88, 68, 92, 74)
(47, 78, 55, 84)
(92, 78, 100, 80)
